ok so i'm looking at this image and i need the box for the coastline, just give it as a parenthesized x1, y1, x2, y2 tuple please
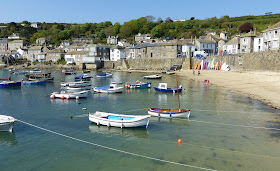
(177, 70, 280, 110)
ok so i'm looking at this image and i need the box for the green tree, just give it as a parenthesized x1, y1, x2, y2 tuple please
(113, 22, 121, 34)
(151, 25, 164, 38)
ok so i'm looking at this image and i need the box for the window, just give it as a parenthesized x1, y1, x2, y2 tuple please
(275, 30, 278, 37)
(259, 39, 261, 44)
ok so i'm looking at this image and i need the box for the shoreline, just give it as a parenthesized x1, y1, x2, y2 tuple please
(177, 70, 280, 110)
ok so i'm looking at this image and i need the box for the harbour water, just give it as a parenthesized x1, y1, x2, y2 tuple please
(1, 70, 280, 170)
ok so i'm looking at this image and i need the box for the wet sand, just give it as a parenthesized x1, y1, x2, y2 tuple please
(177, 70, 280, 109)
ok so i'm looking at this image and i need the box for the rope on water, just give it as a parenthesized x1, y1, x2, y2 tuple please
(17, 119, 217, 171)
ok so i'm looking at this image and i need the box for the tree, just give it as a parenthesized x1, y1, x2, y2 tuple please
(239, 22, 253, 33)
(190, 17, 195, 20)
(104, 26, 115, 37)
(113, 22, 121, 34)
(151, 25, 164, 38)
(145, 16, 155, 22)
(165, 17, 173, 23)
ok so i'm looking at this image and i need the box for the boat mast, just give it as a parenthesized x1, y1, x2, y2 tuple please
(8, 50, 11, 80)
(176, 74, 181, 110)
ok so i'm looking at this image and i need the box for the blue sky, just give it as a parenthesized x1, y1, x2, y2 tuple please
(0, 0, 279, 24)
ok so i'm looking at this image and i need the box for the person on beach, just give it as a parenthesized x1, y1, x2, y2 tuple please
(193, 70, 195, 76)
(198, 71, 200, 76)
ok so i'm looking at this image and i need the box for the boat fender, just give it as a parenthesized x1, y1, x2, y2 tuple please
(148, 84, 151, 87)
(170, 114, 172, 118)
(76, 96, 79, 99)
(158, 113, 160, 117)
(114, 90, 116, 92)
(107, 121, 110, 127)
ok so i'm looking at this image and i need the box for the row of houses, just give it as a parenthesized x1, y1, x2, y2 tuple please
(1, 21, 279, 66)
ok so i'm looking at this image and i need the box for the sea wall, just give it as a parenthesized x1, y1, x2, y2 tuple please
(191, 50, 280, 71)
(103, 58, 186, 71)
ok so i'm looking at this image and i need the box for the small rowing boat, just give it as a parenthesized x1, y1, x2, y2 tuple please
(88, 111, 150, 128)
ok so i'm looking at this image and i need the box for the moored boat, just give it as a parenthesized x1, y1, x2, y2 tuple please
(153, 83, 182, 93)
(149, 74, 190, 118)
(88, 111, 150, 128)
(143, 74, 162, 79)
(93, 84, 123, 93)
(61, 81, 91, 87)
(75, 74, 93, 80)
(125, 81, 151, 89)
(0, 115, 17, 132)
(22, 79, 46, 85)
(0, 81, 21, 88)
(148, 108, 190, 118)
(50, 90, 89, 99)
(62, 69, 76, 75)
(96, 71, 113, 78)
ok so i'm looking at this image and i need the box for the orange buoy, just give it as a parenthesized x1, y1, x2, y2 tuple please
(61, 96, 65, 100)
(178, 139, 182, 144)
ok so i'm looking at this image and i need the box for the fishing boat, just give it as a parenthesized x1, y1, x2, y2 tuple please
(88, 111, 150, 128)
(82, 70, 91, 73)
(75, 74, 93, 80)
(125, 81, 151, 89)
(143, 74, 162, 79)
(28, 68, 41, 73)
(148, 74, 190, 118)
(61, 81, 91, 87)
(0, 115, 17, 132)
(93, 84, 123, 93)
(0, 53, 22, 88)
(25, 73, 51, 79)
(50, 90, 89, 99)
(153, 83, 182, 93)
(96, 71, 113, 78)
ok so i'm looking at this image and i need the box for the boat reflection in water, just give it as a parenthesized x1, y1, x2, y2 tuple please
(0, 132, 17, 146)
(149, 116, 190, 126)
(88, 123, 149, 140)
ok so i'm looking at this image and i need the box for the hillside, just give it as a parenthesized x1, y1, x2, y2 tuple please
(0, 14, 280, 45)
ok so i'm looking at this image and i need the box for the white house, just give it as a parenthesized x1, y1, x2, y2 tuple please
(65, 51, 89, 65)
(195, 39, 216, 56)
(8, 33, 24, 39)
(110, 46, 126, 61)
(253, 35, 263, 52)
(182, 43, 195, 57)
(262, 21, 280, 51)
(223, 37, 240, 55)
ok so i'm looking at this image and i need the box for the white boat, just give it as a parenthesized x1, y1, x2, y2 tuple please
(88, 111, 150, 128)
(143, 74, 162, 79)
(93, 84, 123, 93)
(61, 81, 91, 87)
(64, 85, 91, 91)
(0, 115, 17, 132)
(148, 108, 190, 118)
(50, 90, 89, 99)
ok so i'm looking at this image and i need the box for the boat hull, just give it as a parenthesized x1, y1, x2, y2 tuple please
(148, 108, 190, 118)
(51, 91, 89, 98)
(143, 75, 162, 79)
(61, 81, 91, 87)
(153, 87, 182, 93)
(0, 81, 21, 88)
(0, 115, 16, 132)
(93, 87, 123, 93)
(125, 82, 151, 89)
(89, 112, 150, 128)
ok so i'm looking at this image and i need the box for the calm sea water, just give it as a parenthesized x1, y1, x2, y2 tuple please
(1, 70, 280, 171)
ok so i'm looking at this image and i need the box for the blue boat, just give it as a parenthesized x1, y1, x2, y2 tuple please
(125, 81, 152, 89)
(22, 80, 46, 85)
(0, 81, 21, 88)
(96, 71, 113, 78)
(75, 74, 93, 80)
(153, 83, 182, 93)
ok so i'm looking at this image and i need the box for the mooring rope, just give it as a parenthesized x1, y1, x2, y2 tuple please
(17, 119, 217, 171)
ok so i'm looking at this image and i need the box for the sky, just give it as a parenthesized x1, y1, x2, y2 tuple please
(0, 0, 279, 24)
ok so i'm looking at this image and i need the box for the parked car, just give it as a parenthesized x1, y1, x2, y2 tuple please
(195, 54, 206, 60)
(170, 64, 182, 71)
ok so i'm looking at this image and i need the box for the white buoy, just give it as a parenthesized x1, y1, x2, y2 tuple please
(66, 95, 70, 100)
(50, 95, 55, 99)
(76, 96, 79, 99)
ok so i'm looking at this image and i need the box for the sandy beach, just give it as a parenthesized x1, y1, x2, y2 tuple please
(177, 70, 280, 110)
